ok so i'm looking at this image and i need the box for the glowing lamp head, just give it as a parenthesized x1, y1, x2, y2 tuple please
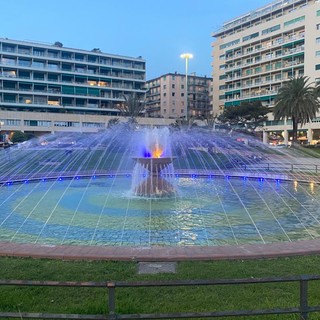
(180, 53, 193, 59)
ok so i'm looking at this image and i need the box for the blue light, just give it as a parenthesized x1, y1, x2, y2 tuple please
(226, 175, 230, 179)
(126, 174, 130, 177)
(76, 176, 80, 180)
(175, 174, 179, 177)
(24, 180, 28, 184)
(6, 181, 12, 186)
(42, 178, 46, 182)
(143, 149, 152, 158)
(259, 177, 264, 182)
(243, 176, 247, 180)
(92, 175, 96, 179)
(276, 179, 281, 183)
(58, 177, 63, 181)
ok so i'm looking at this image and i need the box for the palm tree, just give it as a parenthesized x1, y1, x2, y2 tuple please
(273, 76, 320, 143)
(117, 93, 145, 119)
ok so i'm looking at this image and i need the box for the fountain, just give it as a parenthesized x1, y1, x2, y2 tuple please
(132, 127, 175, 197)
(0, 124, 320, 248)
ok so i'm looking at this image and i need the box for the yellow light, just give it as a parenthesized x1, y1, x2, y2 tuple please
(310, 182, 315, 193)
(152, 145, 163, 158)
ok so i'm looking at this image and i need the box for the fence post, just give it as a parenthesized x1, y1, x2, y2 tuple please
(300, 278, 309, 320)
(107, 281, 116, 320)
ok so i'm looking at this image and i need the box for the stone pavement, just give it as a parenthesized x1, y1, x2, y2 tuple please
(0, 239, 320, 261)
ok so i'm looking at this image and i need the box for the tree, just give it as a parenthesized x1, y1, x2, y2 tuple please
(169, 117, 197, 131)
(107, 117, 120, 128)
(11, 131, 28, 143)
(218, 101, 269, 132)
(117, 93, 145, 119)
(273, 76, 320, 143)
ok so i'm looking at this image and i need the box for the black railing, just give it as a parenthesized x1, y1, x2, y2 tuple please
(0, 275, 320, 319)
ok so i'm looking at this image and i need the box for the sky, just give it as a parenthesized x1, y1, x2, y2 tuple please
(1, 0, 273, 80)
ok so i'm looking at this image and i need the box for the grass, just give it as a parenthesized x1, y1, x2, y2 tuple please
(1, 255, 320, 319)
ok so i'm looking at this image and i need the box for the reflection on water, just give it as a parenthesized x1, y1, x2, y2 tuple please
(0, 176, 320, 247)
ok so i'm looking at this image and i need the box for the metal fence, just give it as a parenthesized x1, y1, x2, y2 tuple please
(1, 275, 320, 319)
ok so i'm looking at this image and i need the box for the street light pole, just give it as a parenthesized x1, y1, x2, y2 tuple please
(180, 53, 193, 122)
(0, 121, 4, 147)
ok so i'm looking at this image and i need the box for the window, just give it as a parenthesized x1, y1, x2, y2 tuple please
(33, 49, 45, 56)
(317, 37, 320, 45)
(243, 32, 259, 42)
(219, 39, 240, 50)
(32, 60, 44, 68)
(316, 51, 320, 57)
(284, 16, 305, 27)
(15, 46, 28, 55)
(262, 24, 280, 35)
(172, 92, 175, 96)
(61, 52, 72, 60)
(34, 72, 45, 80)
(18, 59, 31, 67)
(2, 70, 16, 78)
(48, 62, 59, 70)
(172, 84, 175, 88)
(316, 64, 320, 70)
(275, 62, 282, 69)
(317, 24, 320, 31)
(2, 57, 15, 65)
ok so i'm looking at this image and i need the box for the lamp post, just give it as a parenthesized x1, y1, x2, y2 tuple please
(0, 121, 4, 147)
(180, 53, 193, 122)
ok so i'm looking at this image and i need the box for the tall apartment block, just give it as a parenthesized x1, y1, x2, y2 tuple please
(212, 0, 320, 144)
(0, 38, 149, 134)
(146, 73, 213, 119)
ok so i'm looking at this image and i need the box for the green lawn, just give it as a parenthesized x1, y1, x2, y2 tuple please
(1, 255, 320, 319)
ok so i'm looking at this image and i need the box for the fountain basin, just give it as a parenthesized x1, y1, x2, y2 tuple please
(0, 174, 319, 247)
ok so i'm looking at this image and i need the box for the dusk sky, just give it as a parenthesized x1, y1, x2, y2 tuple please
(2, 0, 272, 80)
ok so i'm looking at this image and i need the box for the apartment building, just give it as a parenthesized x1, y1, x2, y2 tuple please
(146, 73, 213, 119)
(0, 38, 148, 135)
(212, 0, 320, 144)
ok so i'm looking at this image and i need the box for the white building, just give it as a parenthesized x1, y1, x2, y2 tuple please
(212, 0, 320, 144)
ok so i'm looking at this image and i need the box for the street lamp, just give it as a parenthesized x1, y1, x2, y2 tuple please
(0, 121, 4, 147)
(180, 53, 193, 122)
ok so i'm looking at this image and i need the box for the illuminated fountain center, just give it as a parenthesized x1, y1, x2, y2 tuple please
(132, 129, 175, 198)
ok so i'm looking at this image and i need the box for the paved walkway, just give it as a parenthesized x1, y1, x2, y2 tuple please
(0, 239, 320, 261)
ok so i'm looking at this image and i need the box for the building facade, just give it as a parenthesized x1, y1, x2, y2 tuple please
(0, 38, 147, 135)
(146, 73, 212, 119)
(212, 0, 320, 144)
